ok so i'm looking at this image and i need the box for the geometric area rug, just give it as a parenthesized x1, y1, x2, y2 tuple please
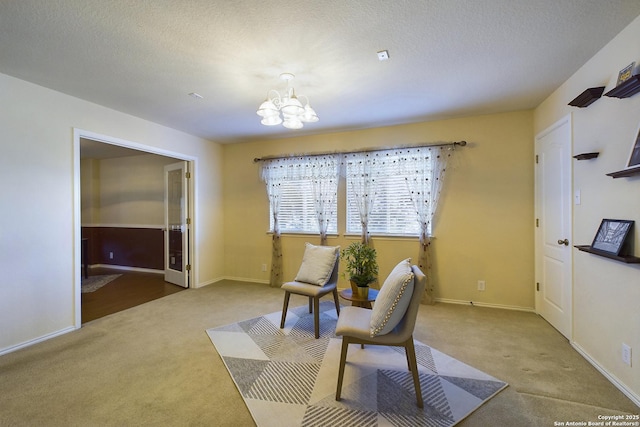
(206, 301, 507, 427)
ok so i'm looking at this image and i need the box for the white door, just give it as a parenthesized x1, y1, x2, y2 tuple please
(535, 115, 572, 339)
(164, 161, 189, 288)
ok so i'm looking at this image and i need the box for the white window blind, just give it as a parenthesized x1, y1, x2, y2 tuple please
(269, 178, 338, 234)
(262, 155, 338, 235)
(345, 152, 424, 236)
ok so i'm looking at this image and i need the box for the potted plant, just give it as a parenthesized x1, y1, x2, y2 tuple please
(341, 242, 379, 298)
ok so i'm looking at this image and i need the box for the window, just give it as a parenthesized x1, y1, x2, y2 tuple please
(262, 147, 448, 238)
(346, 173, 420, 235)
(262, 155, 338, 236)
(345, 152, 422, 236)
(269, 178, 338, 234)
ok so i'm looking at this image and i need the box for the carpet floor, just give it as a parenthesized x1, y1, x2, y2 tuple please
(207, 301, 507, 426)
(0, 281, 636, 426)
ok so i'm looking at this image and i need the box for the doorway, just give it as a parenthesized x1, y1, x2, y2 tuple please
(74, 129, 196, 326)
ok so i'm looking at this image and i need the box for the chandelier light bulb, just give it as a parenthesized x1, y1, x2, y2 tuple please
(261, 115, 283, 126)
(283, 117, 303, 129)
(301, 104, 319, 122)
(281, 95, 304, 116)
(256, 99, 279, 117)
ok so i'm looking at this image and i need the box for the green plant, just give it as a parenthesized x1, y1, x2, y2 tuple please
(341, 242, 379, 287)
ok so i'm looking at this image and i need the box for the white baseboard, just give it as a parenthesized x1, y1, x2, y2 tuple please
(435, 298, 536, 312)
(571, 342, 640, 408)
(193, 277, 225, 288)
(221, 276, 270, 285)
(192, 276, 270, 288)
(0, 326, 76, 357)
(91, 264, 163, 274)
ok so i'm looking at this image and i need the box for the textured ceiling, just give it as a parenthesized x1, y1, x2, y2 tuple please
(2, 1, 640, 144)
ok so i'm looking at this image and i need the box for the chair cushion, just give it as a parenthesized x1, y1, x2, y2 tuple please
(281, 280, 336, 297)
(335, 306, 372, 340)
(370, 258, 414, 337)
(294, 243, 339, 286)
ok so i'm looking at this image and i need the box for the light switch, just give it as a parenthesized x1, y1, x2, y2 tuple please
(574, 189, 581, 205)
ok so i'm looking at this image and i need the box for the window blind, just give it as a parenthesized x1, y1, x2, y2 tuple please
(346, 165, 421, 236)
(268, 176, 338, 234)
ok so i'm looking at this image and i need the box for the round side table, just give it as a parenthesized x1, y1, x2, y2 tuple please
(339, 288, 379, 309)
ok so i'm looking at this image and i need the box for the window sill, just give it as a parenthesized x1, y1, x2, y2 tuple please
(265, 231, 432, 242)
(343, 233, 418, 240)
(266, 231, 339, 237)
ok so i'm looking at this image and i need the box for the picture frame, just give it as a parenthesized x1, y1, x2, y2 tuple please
(617, 62, 635, 86)
(591, 219, 634, 256)
(627, 121, 640, 168)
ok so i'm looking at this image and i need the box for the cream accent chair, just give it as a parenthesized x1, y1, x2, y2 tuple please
(280, 252, 341, 339)
(335, 264, 426, 408)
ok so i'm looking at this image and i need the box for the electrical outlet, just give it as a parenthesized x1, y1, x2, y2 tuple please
(622, 343, 632, 367)
(109, 252, 114, 259)
(261, 263, 267, 272)
(477, 280, 485, 291)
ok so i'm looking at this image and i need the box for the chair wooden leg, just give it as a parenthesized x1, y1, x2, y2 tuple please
(335, 337, 350, 401)
(280, 292, 291, 329)
(332, 288, 340, 316)
(313, 297, 320, 338)
(405, 338, 424, 408)
(308, 297, 312, 314)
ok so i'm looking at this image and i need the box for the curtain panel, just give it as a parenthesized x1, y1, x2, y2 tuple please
(342, 152, 383, 244)
(400, 146, 453, 304)
(308, 155, 340, 244)
(261, 155, 339, 286)
(260, 159, 286, 287)
(345, 146, 453, 303)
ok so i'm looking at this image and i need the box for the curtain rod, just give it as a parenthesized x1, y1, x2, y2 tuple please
(253, 140, 467, 162)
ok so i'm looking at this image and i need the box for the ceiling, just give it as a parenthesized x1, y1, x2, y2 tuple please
(2, 1, 640, 145)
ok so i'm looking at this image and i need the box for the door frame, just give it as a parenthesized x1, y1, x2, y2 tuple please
(72, 128, 197, 328)
(534, 114, 573, 339)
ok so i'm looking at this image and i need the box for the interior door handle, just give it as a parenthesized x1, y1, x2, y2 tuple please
(557, 239, 569, 246)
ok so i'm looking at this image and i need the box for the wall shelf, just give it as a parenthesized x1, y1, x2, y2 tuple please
(606, 166, 640, 178)
(573, 152, 599, 160)
(604, 75, 640, 99)
(575, 245, 640, 264)
(568, 87, 605, 107)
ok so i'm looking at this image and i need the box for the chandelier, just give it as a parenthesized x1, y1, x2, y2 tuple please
(256, 73, 318, 129)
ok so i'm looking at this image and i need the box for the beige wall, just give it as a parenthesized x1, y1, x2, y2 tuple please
(81, 154, 178, 226)
(535, 15, 640, 402)
(80, 158, 100, 224)
(223, 110, 534, 310)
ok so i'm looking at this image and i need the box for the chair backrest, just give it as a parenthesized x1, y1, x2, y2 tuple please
(323, 255, 340, 289)
(391, 265, 426, 341)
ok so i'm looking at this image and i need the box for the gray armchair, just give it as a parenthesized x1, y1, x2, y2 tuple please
(280, 244, 341, 339)
(335, 264, 427, 408)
